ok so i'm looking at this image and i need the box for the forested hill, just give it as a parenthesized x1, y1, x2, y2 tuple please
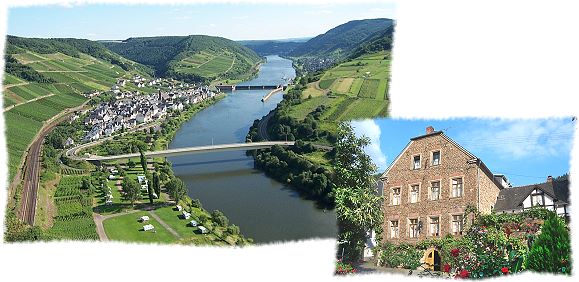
(348, 24, 395, 59)
(102, 35, 262, 82)
(239, 38, 309, 56)
(289, 18, 394, 59)
(6, 35, 152, 74)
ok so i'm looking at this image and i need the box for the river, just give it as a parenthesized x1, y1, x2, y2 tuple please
(168, 55, 337, 243)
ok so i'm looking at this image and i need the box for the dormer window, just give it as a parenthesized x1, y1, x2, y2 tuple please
(413, 155, 421, 170)
(531, 190, 545, 206)
(432, 151, 441, 166)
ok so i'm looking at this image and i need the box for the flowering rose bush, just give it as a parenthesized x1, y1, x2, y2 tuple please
(335, 260, 357, 275)
(442, 225, 527, 278)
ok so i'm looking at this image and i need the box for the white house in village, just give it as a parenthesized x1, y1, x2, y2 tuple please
(494, 176, 570, 218)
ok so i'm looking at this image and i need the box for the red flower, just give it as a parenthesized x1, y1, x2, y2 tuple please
(459, 269, 470, 278)
(451, 248, 460, 257)
(443, 264, 451, 273)
(501, 267, 509, 274)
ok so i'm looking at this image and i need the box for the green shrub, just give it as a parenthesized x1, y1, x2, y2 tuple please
(379, 242, 422, 269)
(525, 215, 571, 274)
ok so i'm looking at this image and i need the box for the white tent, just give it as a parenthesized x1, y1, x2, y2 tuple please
(182, 211, 191, 219)
(139, 216, 150, 222)
(198, 226, 208, 234)
(176, 205, 183, 211)
(189, 220, 198, 227)
(143, 224, 154, 231)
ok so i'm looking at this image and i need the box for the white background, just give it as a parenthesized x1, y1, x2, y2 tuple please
(0, 1, 577, 281)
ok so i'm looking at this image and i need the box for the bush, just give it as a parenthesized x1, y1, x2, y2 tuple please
(525, 215, 571, 274)
(379, 242, 422, 269)
(335, 260, 357, 275)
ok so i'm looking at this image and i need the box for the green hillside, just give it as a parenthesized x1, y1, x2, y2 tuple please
(290, 18, 394, 59)
(348, 25, 395, 59)
(3, 36, 150, 181)
(289, 51, 390, 123)
(103, 35, 262, 83)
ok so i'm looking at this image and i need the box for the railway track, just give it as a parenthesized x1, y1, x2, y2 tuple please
(17, 103, 89, 225)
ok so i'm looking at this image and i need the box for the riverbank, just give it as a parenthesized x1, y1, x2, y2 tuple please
(167, 55, 336, 243)
(246, 84, 338, 209)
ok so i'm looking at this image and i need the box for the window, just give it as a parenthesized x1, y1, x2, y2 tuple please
(452, 178, 463, 197)
(410, 185, 419, 203)
(413, 155, 421, 169)
(432, 151, 441, 165)
(391, 188, 401, 206)
(430, 181, 440, 200)
(452, 214, 464, 235)
(430, 217, 440, 236)
(409, 218, 419, 238)
(390, 220, 399, 238)
(531, 190, 545, 206)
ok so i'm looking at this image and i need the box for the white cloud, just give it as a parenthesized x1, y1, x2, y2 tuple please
(351, 119, 388, 171)
(454, 119, 575, 159)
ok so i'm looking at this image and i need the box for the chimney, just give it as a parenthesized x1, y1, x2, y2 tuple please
(426, 126, 435, 134)
(547, 175, 553, 182)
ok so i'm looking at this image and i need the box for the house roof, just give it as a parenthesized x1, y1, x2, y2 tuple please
(494, 180, 570, 212)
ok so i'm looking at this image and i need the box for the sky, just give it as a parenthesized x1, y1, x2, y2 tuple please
(351, 118, 576, 187)
(6, 2, 396, 40)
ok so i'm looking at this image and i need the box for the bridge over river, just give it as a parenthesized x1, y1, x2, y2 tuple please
(215, 84, 289, 92)
(70, 141, 295, 162)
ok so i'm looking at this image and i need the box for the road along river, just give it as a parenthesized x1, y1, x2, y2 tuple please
(168, 55, 337, 243)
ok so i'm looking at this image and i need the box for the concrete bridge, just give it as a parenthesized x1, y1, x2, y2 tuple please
(72, 141, 295, 162)
(215, 84, 288, 92)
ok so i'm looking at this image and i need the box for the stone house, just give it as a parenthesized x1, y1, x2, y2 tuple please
(380, 126, 505, 245)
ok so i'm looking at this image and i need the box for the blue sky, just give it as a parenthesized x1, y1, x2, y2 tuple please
(351, 118, 576, 187)
(7, 2, 396, 40)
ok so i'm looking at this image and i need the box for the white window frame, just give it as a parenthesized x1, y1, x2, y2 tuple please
(410, 184, 420, 203)
(452, 214, 464, 235)
(430, 181, 441, 200)
(412, 155, 421, 170)
(390, 220, 399, 238)
(430, 216, 440, 237)
(531, 190, 545, 207)
(409, 218, 419, 238)
(391, 187, 401, 206)
(451, 177, 463, 198)
(432, 150, 441, 166)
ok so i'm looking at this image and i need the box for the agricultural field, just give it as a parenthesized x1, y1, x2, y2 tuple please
(45, 175, 98, 240)
(3, 49, 145, 182)
(295, 51, 390, 121)
(171, 50, 256, 81)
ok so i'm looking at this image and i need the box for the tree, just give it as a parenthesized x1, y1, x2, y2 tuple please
(146, 182, 154, 204)
(122, 177, 141, 206)
(127, 159, 136, 169)
(227, 225, 240, 235)
(139, 148, 148, 174)
(211, 210, 229, 227)
(165, 177, 187, 204)
(152, 172, 161, 196)
(333, 123, 383, 262)
(191, 198, 202, 209)
(525, 214, 571, 274)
